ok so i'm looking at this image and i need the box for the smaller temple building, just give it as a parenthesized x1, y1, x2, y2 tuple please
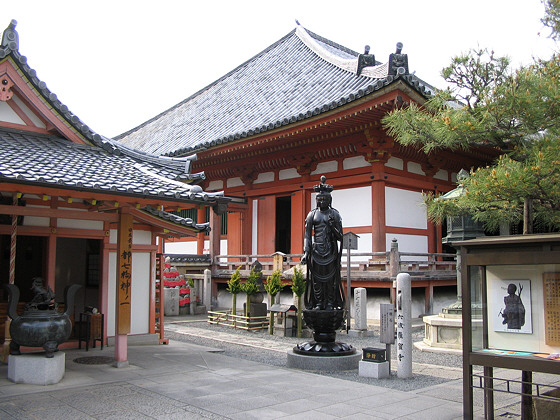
(0, 21, 235, 362)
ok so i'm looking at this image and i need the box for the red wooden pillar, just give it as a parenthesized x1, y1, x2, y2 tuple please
(197, 206, 205, 254)
(209, 207, 222, 257)
(257, 196, 276, 254)
(371, 162, 386, 253)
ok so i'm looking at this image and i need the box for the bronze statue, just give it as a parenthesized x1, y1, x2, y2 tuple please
(294, 176, 355, 356)
(302, 176, 344, 311)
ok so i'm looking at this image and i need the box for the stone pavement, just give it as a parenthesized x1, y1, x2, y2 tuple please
(0, 338, 466, 419)
(2, 316, 554, 419)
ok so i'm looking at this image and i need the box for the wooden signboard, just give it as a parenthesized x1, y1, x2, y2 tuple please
(543, 272, 560, 346)
(116, 212, 133, 335)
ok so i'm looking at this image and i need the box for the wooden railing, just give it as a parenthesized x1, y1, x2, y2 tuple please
(207, 310, 269, 330)
(212, 245, 456, 282)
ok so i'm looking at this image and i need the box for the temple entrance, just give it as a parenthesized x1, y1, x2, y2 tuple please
(55, 238, 101, 317)
(0, 235, 46, 302)
(275, 196, 291, 254)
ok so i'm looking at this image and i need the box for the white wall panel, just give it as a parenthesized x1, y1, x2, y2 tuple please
(311, 186, 372, 228)
(165, 241, 197, 254)
(254, 172, 274, 184)
(385, 187, 427, 229)
(278, 168, 300, 180)
(343, 156, 369, 170)
(311, 160, 338, 175)
(385, 157, 404, 170)
(386, 233, 428, 256)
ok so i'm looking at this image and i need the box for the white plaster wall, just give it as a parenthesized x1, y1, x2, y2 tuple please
(13, 95, 46, 128)
(386, 233, 428, 256)
(434, 169, 448, 181)
(343, 156, 370, 170)
(21, 205, 49, 227)
(106, 252, 151, 337)
(311, 186, 372, 228)
(407, 161, 424, 175)
(133, 230, 152, 245)
(207, 180, 224, 190)
(226, 177, 244, 188)
(278, 168, 300, 180)
(254, 172, 275, 184)
(165, 240, 198, 254)
(252, 199, 258, 254)
(57, 218, 104, 230)
(311, 160, 338, 175)
(385, 187, 427, 229)
(385, 157, 404, 170)
(0, 101, 24, 124)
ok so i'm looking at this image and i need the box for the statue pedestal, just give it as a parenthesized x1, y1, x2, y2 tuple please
(287, 350, 360, 370)
(8, 352, 65, 385)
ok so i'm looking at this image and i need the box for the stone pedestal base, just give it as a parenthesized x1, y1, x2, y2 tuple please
(359, 360, 390, 379)
(8, 352, 65, 385)
(422, 314, 463, 350)
(286, 350, 360, 370)
(348, 329, 374, 338)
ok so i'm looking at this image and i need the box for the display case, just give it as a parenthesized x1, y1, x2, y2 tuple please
(459, 234, 560, 419)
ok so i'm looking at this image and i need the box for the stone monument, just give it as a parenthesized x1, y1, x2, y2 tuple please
(348, 287, 374, 337)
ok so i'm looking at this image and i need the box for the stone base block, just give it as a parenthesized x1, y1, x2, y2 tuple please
(8, 352, 65, 385)
(359, 360, 390, 379)
(347, 329, 374, 338)
(286, 350, 360, 371)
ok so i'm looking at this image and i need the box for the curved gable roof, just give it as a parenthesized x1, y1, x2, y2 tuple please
(116, 25, 432, 157)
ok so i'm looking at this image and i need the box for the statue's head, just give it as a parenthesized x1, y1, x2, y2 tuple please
(507, 283, 517, 295)
(313, 176, 334, 209)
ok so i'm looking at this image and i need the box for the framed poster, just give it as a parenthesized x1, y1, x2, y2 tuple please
(492, 279, 532, 334)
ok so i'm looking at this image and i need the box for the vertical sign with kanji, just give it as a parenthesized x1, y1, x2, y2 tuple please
(117, 212, 133, 334)
(543, 272, 560, 346)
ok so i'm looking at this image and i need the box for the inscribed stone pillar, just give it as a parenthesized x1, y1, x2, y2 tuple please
(354, 288, 368, 331)
(164, 288, 179, 316)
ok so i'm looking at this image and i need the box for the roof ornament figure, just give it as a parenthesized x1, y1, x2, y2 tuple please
(388, 42, 409, 76)
(356, 44, 376, 76)
(1, 20, 18, 51)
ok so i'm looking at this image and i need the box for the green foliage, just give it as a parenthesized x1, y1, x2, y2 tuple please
(543, 0, 560, 40)
(291, 266, 306, 297)
(426, 136, 560, 232)
(226, 267, 242, 295)
(241, 270, 259, 297)
(186, 276, 195, 288)
(264, 270, 284, 298)
(383, 6, 560, 232)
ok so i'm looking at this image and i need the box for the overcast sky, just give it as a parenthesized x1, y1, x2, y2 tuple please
(3, 0, 558, 138)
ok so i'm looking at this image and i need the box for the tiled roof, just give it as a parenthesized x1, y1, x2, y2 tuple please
(116, 25, 433, 157)
(0, 127, 227, 206)
(142, 206, 210, 233)
(0, 20, 106, 148)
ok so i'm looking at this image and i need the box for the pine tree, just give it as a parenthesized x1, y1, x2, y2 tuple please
(383, 4, 560, 233)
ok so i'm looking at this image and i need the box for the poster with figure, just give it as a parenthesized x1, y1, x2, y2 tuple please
(493, 279, 532, 334)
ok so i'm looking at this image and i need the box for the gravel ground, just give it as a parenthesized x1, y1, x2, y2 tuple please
(164, 319, 464, 392)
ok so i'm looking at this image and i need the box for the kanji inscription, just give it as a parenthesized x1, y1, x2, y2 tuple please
(543, 272, 560, 346)
(117, 213, 133, 334)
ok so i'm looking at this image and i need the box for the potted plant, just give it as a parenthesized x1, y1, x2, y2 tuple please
(264, 270, 284, 335)
(226, 266, 242, 316)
